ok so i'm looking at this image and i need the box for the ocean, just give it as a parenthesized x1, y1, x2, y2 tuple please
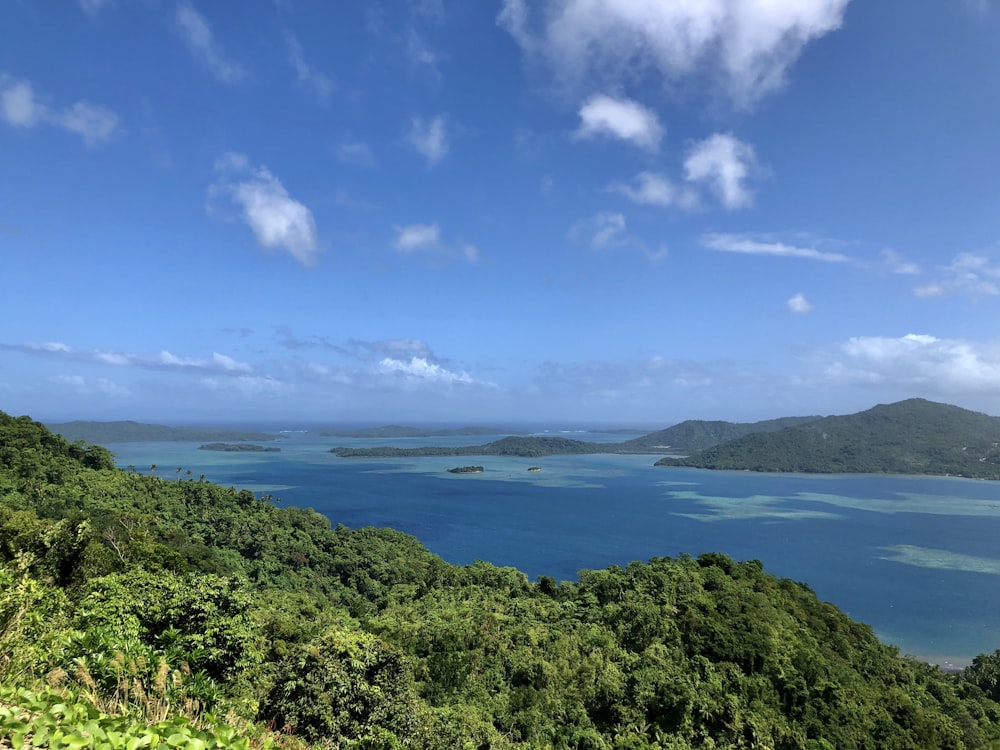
(106, 430, 1000, 667)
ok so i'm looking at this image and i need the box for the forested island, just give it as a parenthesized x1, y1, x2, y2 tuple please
(5, 409, 1000, 748)
(447, 465, 484, 473)
(46, 420, 282, 444)
(657, 399, 1000, 479)
(199, 442, 281, 453)
(333, 400, 1000, 480)
(316, 425, 526, 438)
(333, 435, 610, 458)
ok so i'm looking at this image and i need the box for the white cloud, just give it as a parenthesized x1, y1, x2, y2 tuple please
(684, 134, 758, 209)
(828, 334, 1000, 393)
(0, 74, 119, 146)
(336, 139, 374, 166)
(4, 340, 253, 375)
(212, 153, 320, 266)
(498, 0, 851, 108)
(175, 2, 246, 84)
(57, 102, 119, 147)
(54, 375, 131, 397)
(287, 33, 334, 102)
(787, 293, 813, 314)
(702, 233, 850, 263)
(573, 95, 663, 151)
(608, 171, 697, 209)
(914, 252, 1000, 299)
(880, 248, 921, 275)
(573, 212, 666, 262)
(78, 0, 111, 15)
(394, 223, 440, 251)
(1, 79, 44, 127)
(408, 115, 448, 165)
(378, 356, 474, 385)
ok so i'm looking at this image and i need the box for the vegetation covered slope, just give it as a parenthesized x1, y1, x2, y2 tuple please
(4, 410, 1000, 748)
(615, 416, 821, 454)
(332, 435, 608, 458)
(656, 399, 1000, 478)
(46, 420, 282, 443)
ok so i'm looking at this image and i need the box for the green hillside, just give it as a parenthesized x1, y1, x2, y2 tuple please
(4, 410, 1000, 748)
(657, 399, 1000, 478)
(616, 415, 821, 453)
(46, 420, 282, 443)
(332, 435, 607, 458)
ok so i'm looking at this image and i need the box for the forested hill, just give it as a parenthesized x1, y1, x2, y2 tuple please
(614, 415, 821, 453)
(332, 435, 608, 457)
(657, 398, 1000, 478)
(6, 409, 1000, 748)
(45, 419, 282, 443)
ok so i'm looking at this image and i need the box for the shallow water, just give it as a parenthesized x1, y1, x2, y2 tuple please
(108, 431, 1000, 666)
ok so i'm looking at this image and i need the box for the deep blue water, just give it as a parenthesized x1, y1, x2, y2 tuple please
(108, 431, 1000, 666)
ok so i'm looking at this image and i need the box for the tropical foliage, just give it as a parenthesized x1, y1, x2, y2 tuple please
(3, 410, 1000, 748)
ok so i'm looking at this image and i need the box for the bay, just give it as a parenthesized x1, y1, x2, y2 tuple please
(107, 430, 1000, 668)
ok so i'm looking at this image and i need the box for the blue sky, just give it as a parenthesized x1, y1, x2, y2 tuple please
(2, 0, 999, 426)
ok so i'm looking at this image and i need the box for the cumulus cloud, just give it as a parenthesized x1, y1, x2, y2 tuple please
(378, 356, 474, 385)
(608, 171, 697, 209)
(407, 115, 449, 165)
(0, 74, 120, 146)
(573, 95, 664, 151)
(211, 152, 319, 266)
(394, 223, 441, 251)
(1, 341, 253, 375)
(827, 334, 1000, 394)
(913, 252, 1000, 299)
(287, 33, 334, 102)
(787, 293, 813, 314)
(702, 233, 850, 263)
(498, 0, 850, 108)
(684, 134, 758, 209)
(175, 2, 246, 84)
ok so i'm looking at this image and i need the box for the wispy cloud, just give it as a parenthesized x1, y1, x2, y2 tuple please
(684, 134, 758, 209)
(825, 333, 1000, 394)
(914, 252, 1000, 299)
(336, 139, 375, 166)
(1, 341, 253, 375)
(394, 223, 440, 251)
(787, 293, 813, 314)
(1, 74, 120, 147)
(78, 0, 112, 15)
(572, 212, 667, 262)
(175, 2, 246, 84)
(498, 0, 850, 108)
(702, 233, 850, 263)
(393, 223, 478, 263)
(573, 95, 663, 151)
(608, 171, 697, 210)
(286, 33, 334, 102)
(881, 248, 921, 275)
(54, 374, 131, 397)
(407, 115, 449, 165)
(210, 152, 319, 266)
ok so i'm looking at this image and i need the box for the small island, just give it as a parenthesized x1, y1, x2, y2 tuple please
(199, 443, 281, 453)
(447, 465, 484, 474)
(527, 466, 542, 472)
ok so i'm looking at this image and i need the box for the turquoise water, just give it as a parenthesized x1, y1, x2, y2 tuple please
(107, 431, 1000, 667)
